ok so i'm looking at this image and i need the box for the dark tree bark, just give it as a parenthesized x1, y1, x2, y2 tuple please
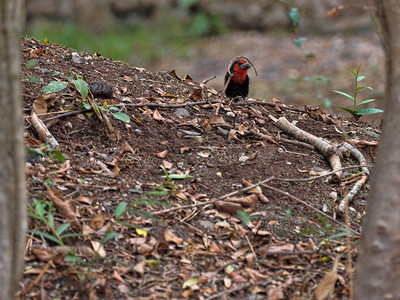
(354, 1, 400, 299)
(0, 0, 26, 299)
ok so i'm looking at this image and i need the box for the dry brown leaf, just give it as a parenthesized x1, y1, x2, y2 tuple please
(118, 141, 135, 154)
(190, 88, 203, 101)
(32, 93, 56, 116)
(46, 188, 82, 230)
(242, 178, 269, 203)
(267, 284, 285, 300)
(133, 260, 146, 277)
(162, 160, 173, 169)
(112, 270, 126, 284)
(32, 247, 64, 263)
(314, 255, 339, 300)
(153, 109, 164, 121)
(164, 228, 183, 245)
(91, 241, 106, 257)
(208, 115, 227, 126)
(89, 213, 106, 230)
(326, 6, 340, 18)
(155, 150, 169, 158)
(56, 160, 71, 174)
(209, 242, 225, 254)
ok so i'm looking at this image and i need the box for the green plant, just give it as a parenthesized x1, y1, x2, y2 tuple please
(333, 64, 383, 118)
(28, 199, 80, 246)
(300, 214, 352, 250)
(41, 69, 130, 123)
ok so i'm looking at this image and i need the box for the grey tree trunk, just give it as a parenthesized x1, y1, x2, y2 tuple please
(0, 0, 27, 299)
(354, 1, 400, 299)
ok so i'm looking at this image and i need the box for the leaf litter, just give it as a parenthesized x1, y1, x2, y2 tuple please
(21, 37, 380, 299)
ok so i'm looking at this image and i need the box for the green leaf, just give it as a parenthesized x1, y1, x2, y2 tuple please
(28, 76, 40, 83)
(81, 101, 91, 110)
(236, 210, 251, 226)
(344, 65, 357, 77)
(339, 107, 357, 115)
(115, 201, 127, 219)
(54, 150, 66, 163)
(29, 230, 63, 245)
(41, 81, 67, 94)
(35, 202, 46, 218)
(51, 71, 63, 77)
(112, 112, 130, 123)
(146, 259, 160, 267)
(356, 75, 366, 82)
(332, 90, 354, 100)
(25, 59, 38, 68)
(100, 231, 119, 244)
(293, 37, 307, 48)
(356, 86, 373, 92)
(183, 277, 198, 289)
(356, 108, 384, 115)
(48, 214, 55, 229)
(56, 223, 70, 236)
(356, 99, 376, 106)
(73, 79, 89, 98)
(288, 7, 300, 26)
(328, 231, 350, 240)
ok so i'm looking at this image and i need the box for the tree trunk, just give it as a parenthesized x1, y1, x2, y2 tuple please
(0, 0, 26, 299)
(354, 1, 400, 299)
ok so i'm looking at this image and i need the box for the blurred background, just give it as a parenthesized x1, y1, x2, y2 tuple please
(25, 0, 384, 123)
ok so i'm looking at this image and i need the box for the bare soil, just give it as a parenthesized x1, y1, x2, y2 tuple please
(20, 37, 379, 299)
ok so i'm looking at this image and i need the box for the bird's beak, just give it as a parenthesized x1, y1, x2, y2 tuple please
(240, 63, 251, 70)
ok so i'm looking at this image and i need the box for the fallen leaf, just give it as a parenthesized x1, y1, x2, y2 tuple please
(153, 109, 164, 121)
(91, 240, 106, 257)
(155, 150, 168, 158)
(32, 247, 64, 263)
(46, 188, 82, 230)
(164, 228, 183, 245)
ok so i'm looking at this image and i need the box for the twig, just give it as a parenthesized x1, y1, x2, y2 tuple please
(202, 75, 217, 84)
(236, 100, 307, 113)
(20, 260, 52, 297)
(30, 112, 59, 148)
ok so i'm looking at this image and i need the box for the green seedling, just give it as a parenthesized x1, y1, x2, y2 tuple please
(333, 64, 383, 118)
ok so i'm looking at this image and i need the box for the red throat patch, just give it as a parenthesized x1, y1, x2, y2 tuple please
(231, 59, 248, 84)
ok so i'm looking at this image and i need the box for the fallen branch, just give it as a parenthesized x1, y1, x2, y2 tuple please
(30, 112, 59, 148)
(270, 115, 342, 182)
(337, 142, 370, 212)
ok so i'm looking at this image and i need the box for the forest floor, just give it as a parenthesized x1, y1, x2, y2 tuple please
(20, 37, 380, 299)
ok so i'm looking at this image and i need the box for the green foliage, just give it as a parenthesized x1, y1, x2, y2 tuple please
(26, 146, 66, 163)
(288, 7, 300, 26)
(333, 64, 384, 118)
(28, 199, 80, 246)
(236, 210, 251, 226)
(300, 214, 352, 249)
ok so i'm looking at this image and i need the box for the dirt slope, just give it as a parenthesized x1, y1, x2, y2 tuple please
(21, 37, 379, 299)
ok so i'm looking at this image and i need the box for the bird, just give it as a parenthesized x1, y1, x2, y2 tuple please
(224, 56, 257, 101)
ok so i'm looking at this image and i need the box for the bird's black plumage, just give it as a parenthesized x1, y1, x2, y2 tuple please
(224, 59, 251, 100)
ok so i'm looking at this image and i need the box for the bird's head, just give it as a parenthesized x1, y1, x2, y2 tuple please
(227, 57, 257, 84)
